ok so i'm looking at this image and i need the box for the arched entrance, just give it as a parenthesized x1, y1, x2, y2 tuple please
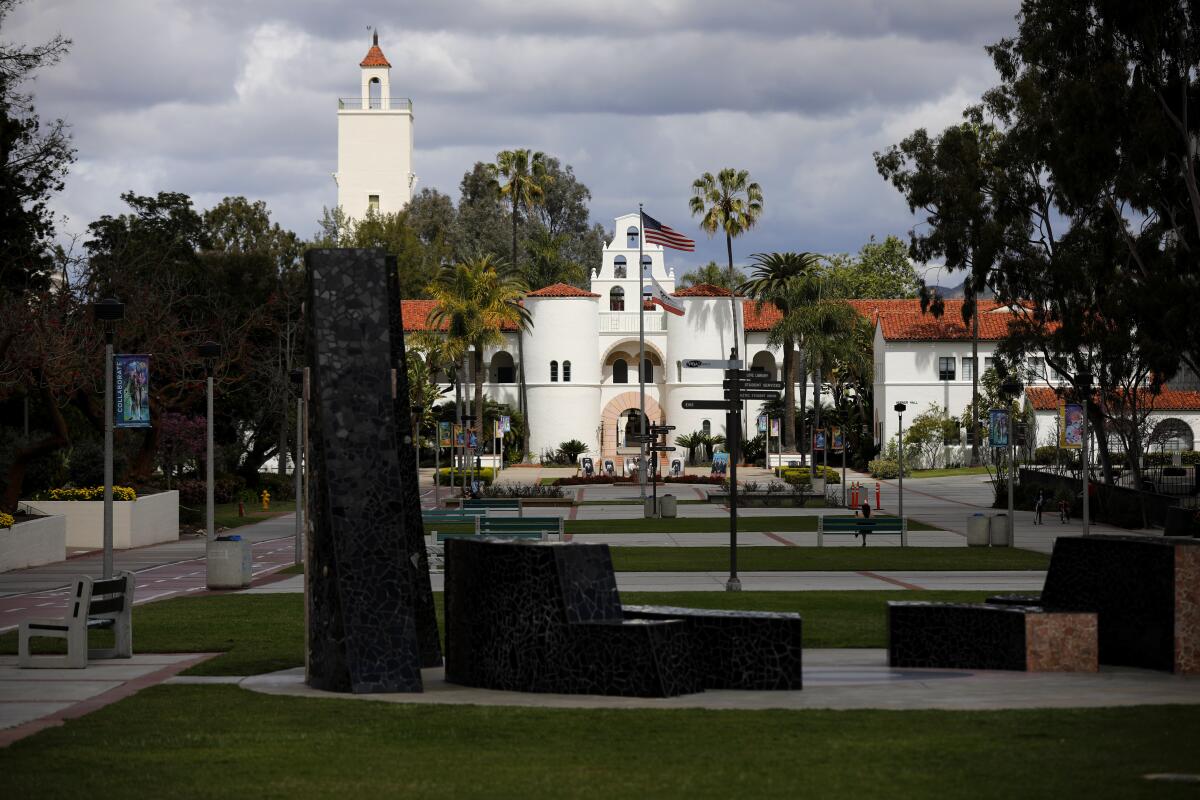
(600, 391, 667, 464)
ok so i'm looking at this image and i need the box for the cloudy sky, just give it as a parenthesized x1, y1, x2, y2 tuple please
(11, 0, 1020, 276)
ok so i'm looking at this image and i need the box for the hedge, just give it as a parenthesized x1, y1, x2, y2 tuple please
(46, 485, 137, 501)
(775, 466, 841, 485)
(867, 459, 905, 479)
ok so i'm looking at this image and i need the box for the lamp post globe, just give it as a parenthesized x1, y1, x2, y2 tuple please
(93, 297, 124, 580)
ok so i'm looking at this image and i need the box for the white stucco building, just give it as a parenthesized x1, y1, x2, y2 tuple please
(334, 33, 415, 222)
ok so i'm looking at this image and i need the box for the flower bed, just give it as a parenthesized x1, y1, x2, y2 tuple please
(21, 490, 179, 549)
(1, 512, 66, 572)
(45, 485, 137, 501)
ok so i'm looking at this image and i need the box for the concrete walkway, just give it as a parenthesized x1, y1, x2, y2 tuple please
(239, 651, 1200, 711)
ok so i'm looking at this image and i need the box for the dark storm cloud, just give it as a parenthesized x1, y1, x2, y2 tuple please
(9, 0, 1020, 264)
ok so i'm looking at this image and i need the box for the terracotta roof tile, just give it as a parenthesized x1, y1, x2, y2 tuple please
(400, 299, 520, 332)
(1026, 386, 1200, 412)
(673, 283, 736, 297)
(360, 45, 391, 68)
(526, 283, 599, 298)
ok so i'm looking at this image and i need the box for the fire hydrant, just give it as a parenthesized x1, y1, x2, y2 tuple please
(260, 489, 270, 512)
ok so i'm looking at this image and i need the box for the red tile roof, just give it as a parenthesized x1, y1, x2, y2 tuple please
(360, 45, 391, 68)
(674, 283, 736, 297)
(1025, 386, 1200, 411)
(526, 283, 599, 298)
(742, 297, 1026, 338)
(400, 300, 520, 332)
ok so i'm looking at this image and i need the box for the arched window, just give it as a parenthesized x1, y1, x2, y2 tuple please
(609, 286, 625, 311)
(626, 226, 639, 248)
(563, 360, 572, 382)
(641, 358, 654, 383)
(613, 359, 628, 383)
(368, 77, 382, 109)
(613, 256, 627, 279)
(641, 255, 652, 276)
(702, 419, 711, 436)
(1152, 418, 1195, 452)
(624, 409, 643, 445)
(550, 360, 558, 382)
(490, 351, 515, 383)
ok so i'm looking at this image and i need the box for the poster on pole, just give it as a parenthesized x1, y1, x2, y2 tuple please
(711, 452, 729, 475)
(500, 415, 511, 433)
(1059, 403, 1084, 449)
(438, 421, 452, 448)
(770, 417, 780, 438)
(832, 426, 844, 451)
(988, 408, 1010, 447)
(114, 354, 151, 428)
(757, 415, 767, 434)
(812, 429, 827, 451)
(454, 424, 464, 446)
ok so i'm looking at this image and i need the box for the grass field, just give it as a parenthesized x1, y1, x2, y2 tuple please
(907, 466, 995, 479)
(0, 590, 998, 675)
(0, 686, 1195, 799)
(426, 515, 940, 535)
(180, 500, 296, 531)
(609, 547, 1048, 572)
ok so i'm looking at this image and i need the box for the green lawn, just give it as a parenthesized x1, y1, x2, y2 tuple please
(0, 590, 1001, 675)
(191, 500, 295, 530)
(0, 685, 1195, 799)
(907, 466, 995, 479)
(610, 547, 1048, 572)
(423, 515, 939, 535)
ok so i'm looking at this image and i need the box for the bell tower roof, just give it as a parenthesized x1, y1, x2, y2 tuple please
(360, 31, 391, 68)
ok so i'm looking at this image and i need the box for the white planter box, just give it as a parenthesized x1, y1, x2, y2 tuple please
(20, 490, 179, 549)
(0, 515, 67, 572)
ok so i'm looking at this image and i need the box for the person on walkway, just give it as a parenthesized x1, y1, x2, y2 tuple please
(1034, 489, 1045, 525)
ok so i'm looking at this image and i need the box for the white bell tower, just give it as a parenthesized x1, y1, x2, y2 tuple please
(334, 31, 415, 222)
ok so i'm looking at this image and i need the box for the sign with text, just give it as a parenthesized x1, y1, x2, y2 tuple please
(682, 399, 737, 410)
(724, 379, 784, 391)
(683, 358, 743, 370)
(114, 354, 151, 428)
(729, 390, 781, 401)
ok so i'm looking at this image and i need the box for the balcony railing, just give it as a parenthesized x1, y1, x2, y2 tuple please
(600, 310, 666, 333)
(338, 97, 413, 111)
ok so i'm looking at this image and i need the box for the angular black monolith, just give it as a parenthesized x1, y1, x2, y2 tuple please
(305, 248, 441, 693)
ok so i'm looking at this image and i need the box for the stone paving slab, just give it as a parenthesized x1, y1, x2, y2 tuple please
(242, 649, 1200, 711)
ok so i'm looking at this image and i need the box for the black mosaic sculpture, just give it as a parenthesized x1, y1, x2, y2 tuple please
(305, 248, 441, 693)
(888, 602, 1030, 671)
(444, 538, 803, 697)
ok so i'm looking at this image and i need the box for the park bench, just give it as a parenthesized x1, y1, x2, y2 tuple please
(461, 498, 523, 517)
(817, 516, 907, 546)
(426, 515, 563, 571)
(18, 571, 134, 669)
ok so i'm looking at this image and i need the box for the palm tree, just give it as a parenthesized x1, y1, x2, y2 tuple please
(740, 252, 823, 451)
(674, 431, 700, 465)
(824, 318, 875, 457)
(524, 228, 586, 290)
(678, 261, 746, 290)
(426, 255, 531, 448)
(689, 168, 764, 357)
(493, 149, 550, 458)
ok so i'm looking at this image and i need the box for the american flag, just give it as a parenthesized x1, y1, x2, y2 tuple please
(641, 211, 695, 251)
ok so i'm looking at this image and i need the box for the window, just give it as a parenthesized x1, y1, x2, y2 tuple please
(368, 194, 380, 213)
(563, 360, 572, 382)
(550, 360, 558, 382)
(1027, 356, 1046, 382)
(938, 357, 956, 381)
(702, 419, 711, 437)
(613, 256, 627, 279)
(641, 255, 652, 275)
(368, 77, 382, 108)
(641, 358, 654, 382)
(627, 226, 639, 248)
(1152, 419, 1194, 452)
(962, 357, 976, 382)
(609, 286, 625, 311)
(984, 357, 995, 374)
(612, 359, 628, 384)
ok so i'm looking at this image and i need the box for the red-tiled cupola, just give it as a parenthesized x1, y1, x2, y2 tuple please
(360, 31, 391, 68)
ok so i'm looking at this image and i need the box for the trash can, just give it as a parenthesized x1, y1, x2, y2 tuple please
(966, 513, 990, 547)
(989, 513, 1010, 547)
(207, 535, 252, 589)
(660, 494, 677, 518)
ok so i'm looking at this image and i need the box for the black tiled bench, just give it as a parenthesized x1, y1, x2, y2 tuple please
(444, 538, 804, 697)
(888, 602, 1098, 672)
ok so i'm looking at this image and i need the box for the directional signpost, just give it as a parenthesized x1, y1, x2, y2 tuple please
(683, 359, 742, 370)
(683, 399, 737, 410)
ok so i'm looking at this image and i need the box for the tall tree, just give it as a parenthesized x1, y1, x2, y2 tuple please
(425, 255, 530, 448)
(523, 228, 587, 290)
(740, 252, 823, 450)
(826, 235, 921, 299)
(678, 261, 746, 290)
(492, 149, 549, 457)
(690, 168, 763, 358)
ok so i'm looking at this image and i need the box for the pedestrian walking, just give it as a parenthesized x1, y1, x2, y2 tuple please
(1034, 489, 1045, 525)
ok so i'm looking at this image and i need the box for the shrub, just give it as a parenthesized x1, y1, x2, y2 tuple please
(177, 480, 205, 505)
(255, 472, 296, 501)
(775, 466, 840, 485)
(665, 475, 725, 485)
(0, 511, 13, 528)
(66, 439, 129, 488)
(868, 459, 902, 479)
(45, 485, 137, 501)
(742, 481, 760, 493)
(435, 468, 496, 486)
(482, 483, 567, 498)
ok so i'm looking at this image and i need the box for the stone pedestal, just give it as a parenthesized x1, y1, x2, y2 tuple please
(206, 539, 251, 589)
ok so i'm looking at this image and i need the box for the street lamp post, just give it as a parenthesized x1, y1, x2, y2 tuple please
(290, 369, 304, 565)
(93, 298, 124, 580)
(199, 341, 222, 543)
(894, 402, 907, 540)
(412, 404, 425, 485)
(1000, 378, 1024, 545)
(1078, 371, 1093, 536)
(462, 414, 477, 496)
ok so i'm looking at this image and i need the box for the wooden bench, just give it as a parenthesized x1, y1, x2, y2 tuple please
(425, 507, 488, 520)
(19, 571, 134, 669)
(817, 516, 907, 546)
(461, 498, 523, 517)
(478, 515, 563, 541)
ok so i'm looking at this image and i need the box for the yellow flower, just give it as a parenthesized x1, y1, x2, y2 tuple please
(0, 512, 14, 529)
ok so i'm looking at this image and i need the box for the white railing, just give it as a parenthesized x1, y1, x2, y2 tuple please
(599, 311, 666, 333)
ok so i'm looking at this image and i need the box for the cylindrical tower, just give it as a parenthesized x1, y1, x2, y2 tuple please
(523, 287, 601, 461)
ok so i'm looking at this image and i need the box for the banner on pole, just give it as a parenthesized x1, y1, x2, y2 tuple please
(439, 421, 452, 447)
(500, 415, 511, 433)
(812, 429, 827, 451)
(114, 354, 151, 428)
(757, 415, 767, 433)
(832, 426, 844, 451)
(1059, 403, 1084, 449)
(770, 418, 780, 437)
(711, 452, 729, 475)
(988, 408, 1010, 448)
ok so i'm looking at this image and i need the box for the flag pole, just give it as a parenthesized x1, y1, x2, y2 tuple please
(638, 203, 647, 506)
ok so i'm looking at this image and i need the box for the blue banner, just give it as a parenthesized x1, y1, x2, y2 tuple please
(989, 408, 1010, 448)
(114, 354, 151, 429)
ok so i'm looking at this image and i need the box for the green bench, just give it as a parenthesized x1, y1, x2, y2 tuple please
(477, 515, 563, 541)
(461, 498, 523, 517)
(817, 516, 907, 547)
